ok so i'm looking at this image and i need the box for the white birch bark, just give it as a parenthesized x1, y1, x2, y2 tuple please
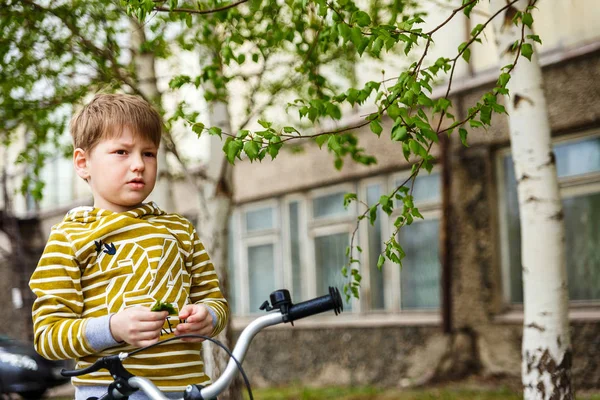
(197, 100, 239, 400)
(130, 19, 175, 212)
(490, 1, 572, 399)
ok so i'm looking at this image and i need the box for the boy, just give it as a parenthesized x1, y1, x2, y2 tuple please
(29, 93, 229, 400)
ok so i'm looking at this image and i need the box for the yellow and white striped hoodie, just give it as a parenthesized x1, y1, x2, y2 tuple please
(29, 202, 229, 392)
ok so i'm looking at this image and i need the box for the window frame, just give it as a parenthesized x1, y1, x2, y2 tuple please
(496, 130, 600, 306)
(237, 200, 283, 315)
(387, 169, 442, 312)
(307, 183, 360, 311)
(230, 172, 443, 325)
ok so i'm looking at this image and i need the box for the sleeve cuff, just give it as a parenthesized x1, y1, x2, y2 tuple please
(204, 305, 218, 329)
(85, 314, 121, 352)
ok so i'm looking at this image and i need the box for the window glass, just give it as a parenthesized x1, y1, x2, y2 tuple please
(395, 172, 441, 206)
(398, 220, 441, 309)
(312, 192, 348, 219)
(563, 192, 600, 301)
(245, 207, 274, 232)
(314, 232, 352, 310)
(502, 137, 600, 303)
(366, 184, 385, 310)
(247, 244, 276, 313)
(555, 137, 600, 178)
(289, 202, 303, 300)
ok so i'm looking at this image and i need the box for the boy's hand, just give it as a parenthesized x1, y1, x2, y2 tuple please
(110, 307, 168, 348)
(174, 304, 214, 342)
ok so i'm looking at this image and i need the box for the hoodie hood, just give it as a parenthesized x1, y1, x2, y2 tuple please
(64, 202, 166, 224)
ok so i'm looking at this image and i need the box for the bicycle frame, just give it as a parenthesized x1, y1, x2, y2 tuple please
(62, 287, 343, 400)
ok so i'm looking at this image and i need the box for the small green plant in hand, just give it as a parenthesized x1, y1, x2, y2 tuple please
(151, 301, 177, 315)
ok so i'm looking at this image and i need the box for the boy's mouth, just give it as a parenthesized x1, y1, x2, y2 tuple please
(127, 178, 145, 189)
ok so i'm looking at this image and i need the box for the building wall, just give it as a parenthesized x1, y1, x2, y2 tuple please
(229, 47, 600, 389)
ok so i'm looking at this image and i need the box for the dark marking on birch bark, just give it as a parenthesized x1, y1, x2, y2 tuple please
(537, 381, 547, 399)
(526, 322, 546, 332)
(518, 173, 531, 182)
(514, 94, 534, 108)
(550, 211, 564, 221)
(543, 151, 556, 167)
(525, 348, 573, 399)
(557, 335, 562, 348)
(504, 6, 519, 28)
(525, 196, 540, 203)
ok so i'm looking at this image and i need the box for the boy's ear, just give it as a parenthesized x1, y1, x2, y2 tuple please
(73, 148, 90, 181)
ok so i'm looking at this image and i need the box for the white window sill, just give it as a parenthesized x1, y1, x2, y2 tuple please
(493, 306, 600, 324)
(231, 311, 441, 330)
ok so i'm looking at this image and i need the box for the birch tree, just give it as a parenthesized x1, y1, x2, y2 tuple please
(491, 1, 572, 398)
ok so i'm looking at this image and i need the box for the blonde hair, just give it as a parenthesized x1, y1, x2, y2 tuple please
(70, 93, 162, 151)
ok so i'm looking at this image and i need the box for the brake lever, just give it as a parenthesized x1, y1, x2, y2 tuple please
(61, 353, 134, 380)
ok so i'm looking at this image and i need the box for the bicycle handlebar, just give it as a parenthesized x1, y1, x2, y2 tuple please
(61, 287, 343, 400)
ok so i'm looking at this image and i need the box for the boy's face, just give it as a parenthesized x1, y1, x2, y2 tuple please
(74, 126, 158, 213)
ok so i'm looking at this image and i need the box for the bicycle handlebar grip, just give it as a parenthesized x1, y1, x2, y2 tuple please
(287, 286, 343, 322)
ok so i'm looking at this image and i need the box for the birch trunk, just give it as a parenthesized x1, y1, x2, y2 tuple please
(197, 100, 240, 400)
(490, 1, 572, 399)
(130, 19, 174, 212)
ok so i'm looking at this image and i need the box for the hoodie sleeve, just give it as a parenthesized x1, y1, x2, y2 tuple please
(187, 227, 229, 337)
(29, 228, 97, 360)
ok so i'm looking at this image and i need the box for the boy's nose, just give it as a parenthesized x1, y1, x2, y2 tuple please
(130, 154, 145, 172)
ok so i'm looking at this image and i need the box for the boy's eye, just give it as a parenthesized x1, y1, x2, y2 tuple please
(115, 150, 127, 155)
(144, 152, 156, 158)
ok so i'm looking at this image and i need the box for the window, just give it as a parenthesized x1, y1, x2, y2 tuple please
(498, 134, 600, 304)
(392, 172, 442, 310)
(231, 203, 282, 315)
(229, 173, 443, 317)
(309, 185, 356, 311)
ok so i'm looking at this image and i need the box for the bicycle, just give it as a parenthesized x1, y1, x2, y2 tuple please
(61, 287, 343, 400)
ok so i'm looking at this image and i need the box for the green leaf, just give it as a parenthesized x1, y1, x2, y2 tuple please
(459, 127, 469, 147)
(522, 12, 534, 29)
(334, 157, 343, 170)
(192, 123, 204, 136)
(462, 48, 471, 63)
(223, 138, 243, 164)
(369, 205, 378, 225)
(370, 119, 383, 136)
(497, 73, 511, 87)
(387, 103, 401, 120)
(391, 122, 408, 142)
(353, 11, 371, 27)
(377, 254, 385, 270)
(283, 126, 299, 134)
(258, 119, 272, 128)
(344, 193, 357, 208)
(527, 34, 542, 44)
(315, 134, 330, 148)
(208, 126, 222, 138)
(521, 43, 533, 61)
(243, 140, 260, 160)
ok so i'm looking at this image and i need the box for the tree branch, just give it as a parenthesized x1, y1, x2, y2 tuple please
(153, 0, 249, 15)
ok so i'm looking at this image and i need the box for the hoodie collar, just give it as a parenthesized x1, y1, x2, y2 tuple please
(65, 202, 165, 223)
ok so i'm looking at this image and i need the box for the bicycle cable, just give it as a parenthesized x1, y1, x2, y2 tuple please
(127, 334, 253, 400)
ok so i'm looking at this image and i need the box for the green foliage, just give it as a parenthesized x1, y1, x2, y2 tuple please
(2, 0, 539, 300)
